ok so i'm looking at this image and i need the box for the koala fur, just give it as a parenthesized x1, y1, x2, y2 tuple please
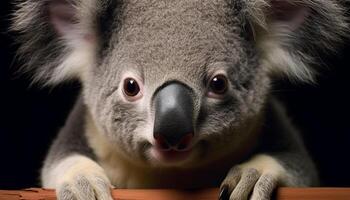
(12, 0, 348, 200)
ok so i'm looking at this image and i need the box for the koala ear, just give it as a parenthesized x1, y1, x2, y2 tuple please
(49, 0, 78, 37)
(12, 0, 98, 84)
(247, 0, 348, 82)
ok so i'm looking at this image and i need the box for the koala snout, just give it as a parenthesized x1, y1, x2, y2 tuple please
(153, 83, 194, 151)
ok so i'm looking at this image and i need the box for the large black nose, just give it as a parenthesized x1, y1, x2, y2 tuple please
(153, 83, 194, 151)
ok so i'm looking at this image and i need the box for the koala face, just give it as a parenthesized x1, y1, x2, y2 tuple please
(13, 0, 348, 167)
(82, 1, 269, 167)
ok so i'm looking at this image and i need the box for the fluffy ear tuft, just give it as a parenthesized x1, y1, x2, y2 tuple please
(245, 0, 349, 82)
(12, 0, 98, 85)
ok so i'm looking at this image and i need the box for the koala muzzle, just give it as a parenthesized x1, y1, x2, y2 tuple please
(153, 83, 194, 151)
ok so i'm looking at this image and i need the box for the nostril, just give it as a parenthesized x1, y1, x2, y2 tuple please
(175, 133, 193, 151)
(154, 135, 171, 151)
(154, 133, 194, 152)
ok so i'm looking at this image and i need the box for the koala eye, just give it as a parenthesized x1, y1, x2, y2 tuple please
(123, 78, 142, 100)
(207, 74, 228, 98)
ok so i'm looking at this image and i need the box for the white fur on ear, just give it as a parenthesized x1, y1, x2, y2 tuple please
(262, 0, 314, 81)
(12, 0, 98, 84)
(259, 39, 314, 81)
(246, 0, 348, 82)
(47, 0, 97, 83)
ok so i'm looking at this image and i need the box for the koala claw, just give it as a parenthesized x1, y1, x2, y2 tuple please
(219, 166, 278, 200)
(57, 174, 113, 200)
(219, 185, 229, 200)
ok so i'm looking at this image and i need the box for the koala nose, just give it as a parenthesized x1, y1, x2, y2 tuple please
(153, 83, 194, 151)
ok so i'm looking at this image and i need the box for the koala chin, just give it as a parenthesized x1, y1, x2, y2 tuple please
(12, 0, 348, 199)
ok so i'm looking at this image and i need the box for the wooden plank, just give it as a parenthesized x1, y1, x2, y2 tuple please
(0, 188, 350, 200)
(112, 188, 218, 200)
(0, 188, 56, 200)
(277, 188, 350, 200)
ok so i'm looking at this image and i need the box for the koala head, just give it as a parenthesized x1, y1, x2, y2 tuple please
(13, 0, 348, 167)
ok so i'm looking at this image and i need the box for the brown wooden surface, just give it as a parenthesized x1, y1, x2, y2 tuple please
(0, 188, 350, 200)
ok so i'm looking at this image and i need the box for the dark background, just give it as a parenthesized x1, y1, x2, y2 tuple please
(1, 1, 349, 189)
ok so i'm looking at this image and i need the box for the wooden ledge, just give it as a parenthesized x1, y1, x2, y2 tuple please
(1, 188, 350, 200)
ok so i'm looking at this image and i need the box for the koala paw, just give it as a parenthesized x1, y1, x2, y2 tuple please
(57, 173, 113, 200)
(43, 155, 113, 200)
(219, 154, 289, 200)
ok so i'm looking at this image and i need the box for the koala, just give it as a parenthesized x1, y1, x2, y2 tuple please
(12, 0, 348, 200)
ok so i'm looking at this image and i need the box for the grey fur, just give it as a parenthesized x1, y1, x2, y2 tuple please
(42, 96, 95, 167)
(12, 0, 348, 199)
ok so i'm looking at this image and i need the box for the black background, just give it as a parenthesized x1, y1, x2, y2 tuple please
(1, 1, 349, 189)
